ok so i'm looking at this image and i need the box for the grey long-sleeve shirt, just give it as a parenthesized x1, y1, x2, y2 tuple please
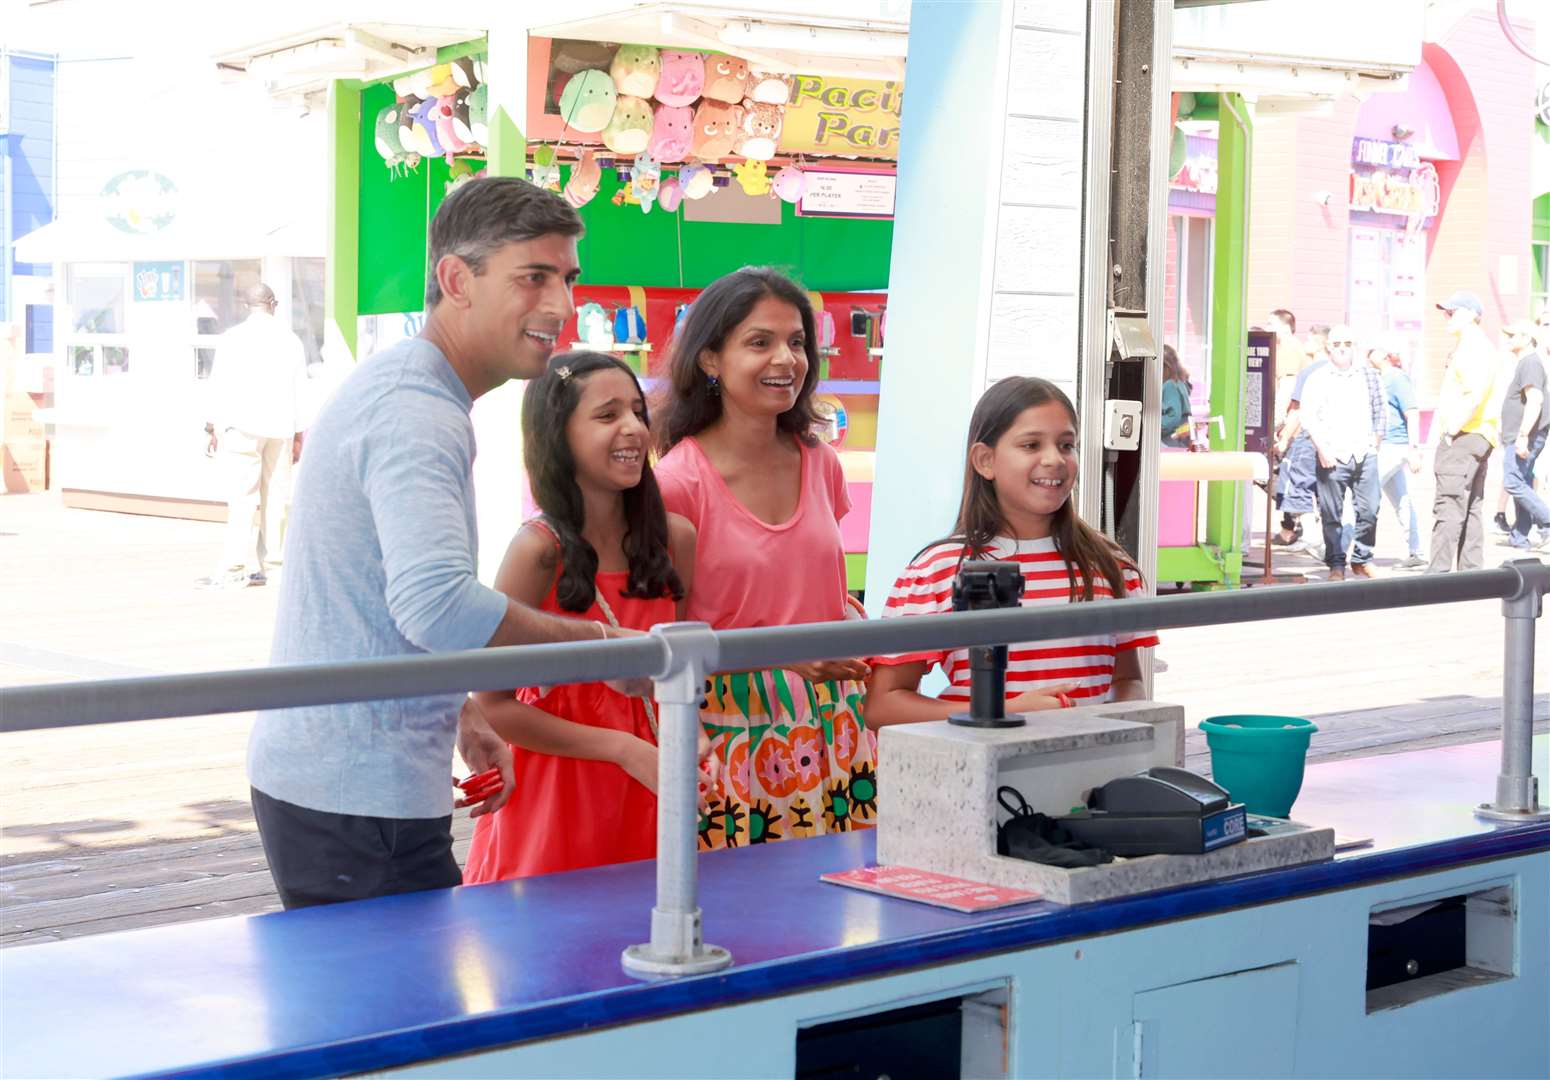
(247, 338, 507, 818)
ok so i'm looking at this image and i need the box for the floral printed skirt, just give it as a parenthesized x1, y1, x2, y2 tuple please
(697, 670, 877, 849)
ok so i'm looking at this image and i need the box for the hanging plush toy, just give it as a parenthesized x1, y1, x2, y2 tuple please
(450, 91, 475, 146)
(426, 63, 459, 98)
(733, 159, 771, 197)
(609, 44, 660, 98)
(658, 176, 684, 213)
(630, 152, 662, 212)
(772, 164, 806, 203)
(564, 148, 602, 208)
(748, 71, 793, 105)
(677, 161, 714, 199)
(450, 57, 478, 90)
(375, 103, 407, 165)
(467, 84, 489, 146)
(401, 97, 442, 158)
(602, 95, 654, 155)
(435, 96, 470, 156)
(703, 55, 751, 104)
(445, 157, 477, 195)
(691, 100, 744, 161)
(648, 105, 693, 164)
(736, 100, 783, 161)
(655, 51, 706, 107)
(578, 302, 614, 349)
(558, 69, 618, 134)
(408, 68, 436, 98)
(529, 145, 562, 191)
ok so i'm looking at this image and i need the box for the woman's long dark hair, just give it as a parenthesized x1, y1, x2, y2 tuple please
(939, 376, 1136, 602)
(655, 266, 822, 453)
(522, 351, 684, 613)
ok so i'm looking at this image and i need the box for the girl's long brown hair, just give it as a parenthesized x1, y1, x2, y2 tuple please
(942, 376, 1136, 602)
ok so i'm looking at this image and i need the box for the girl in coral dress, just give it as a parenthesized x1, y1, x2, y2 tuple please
(463, 352, 696, 883)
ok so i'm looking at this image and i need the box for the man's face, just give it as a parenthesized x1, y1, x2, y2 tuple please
(1445, 307, 1476, 336)
(459, 234, 581, 383)
(1270, 315, 1290, 337)
(1328, 328, 1355, 370)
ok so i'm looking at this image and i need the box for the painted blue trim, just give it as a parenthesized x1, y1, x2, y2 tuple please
(74, 821, 1550, 1080)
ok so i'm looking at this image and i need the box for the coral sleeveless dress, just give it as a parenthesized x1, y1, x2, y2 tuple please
(463, 540, 676, 883)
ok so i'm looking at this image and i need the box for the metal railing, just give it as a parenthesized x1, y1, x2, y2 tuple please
(3, 560, 1547, 976)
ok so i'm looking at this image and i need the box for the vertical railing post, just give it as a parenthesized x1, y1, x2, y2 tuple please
(1478, 560, 1550, 822)
(622, 622, 732, 978)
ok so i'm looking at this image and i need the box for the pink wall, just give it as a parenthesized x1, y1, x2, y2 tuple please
(1246, 8, 1535, 403)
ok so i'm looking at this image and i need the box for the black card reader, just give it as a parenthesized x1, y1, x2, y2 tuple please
(1057, 766, 1248, 856)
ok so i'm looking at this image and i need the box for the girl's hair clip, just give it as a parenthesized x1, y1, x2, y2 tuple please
(555, 365, 573, 381)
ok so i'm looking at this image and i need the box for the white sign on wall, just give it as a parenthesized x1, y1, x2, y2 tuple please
(797, 170, 897, 219)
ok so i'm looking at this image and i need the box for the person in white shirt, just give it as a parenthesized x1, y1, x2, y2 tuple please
(1298, 325, 1385, 580)
(202, 283, 308, 586)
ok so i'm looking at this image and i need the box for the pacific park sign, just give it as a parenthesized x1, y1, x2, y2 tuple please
(780, 75, 904, 159)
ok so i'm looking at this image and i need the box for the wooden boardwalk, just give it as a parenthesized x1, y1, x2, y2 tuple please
(2, 490, 1546, 947)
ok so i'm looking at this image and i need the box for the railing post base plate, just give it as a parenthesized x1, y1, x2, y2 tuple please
(1475, 803, 1550, 823)
(621, 942, 733, 978)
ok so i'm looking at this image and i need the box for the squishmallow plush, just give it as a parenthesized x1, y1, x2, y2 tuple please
(772, 164, 806, 204)
(435, 96, 470, 155)
(564, 148, 602, 208)
(648, 105, 693, 163)
(579, 302, 613, 349)
(602, 95, 654, 155)
(392, 75, 417, 97)
(407, 68, 436, 98)
(374, 103, 407, 164)
(691, 100, 744, 161)
(748, 71, 793, 105)
(677, 161, 714, 199)
(449, 91, 475, 145)
(733, 158, 771, 197)
(426, 63, 459, 98)
(529, 145, 561, 191)
(655, 51, 705, 107)
(402, 97, 442, 158)
(703, 55, 750, 104)
(467, 84, 489, 145)
(736, 100, 783, 161)
(631, 153, 662, 212)
(449, 57, 477, 90)
(609, 44, 660, 98)
(657, 176, 684, 213)
(559, 69, 617, 133)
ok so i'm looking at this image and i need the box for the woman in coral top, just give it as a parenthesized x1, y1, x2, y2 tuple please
(654, 268, 876, 849)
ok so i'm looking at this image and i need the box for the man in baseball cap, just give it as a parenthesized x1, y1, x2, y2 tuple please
(1427, 289, 1499, 572)
(1498, 317, 1550, 549)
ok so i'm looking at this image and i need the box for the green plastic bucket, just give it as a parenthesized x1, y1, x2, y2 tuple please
(1198, 714, 1318, 818)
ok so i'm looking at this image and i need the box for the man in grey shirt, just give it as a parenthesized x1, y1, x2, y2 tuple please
(248, 178, 623, 908)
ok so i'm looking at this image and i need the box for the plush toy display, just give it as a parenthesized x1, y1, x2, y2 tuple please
(732, 158, 771, 197)
(703, 55, 750, 104)
(655, 50, 706, 107)
(657, 176, 684, 213)
(602, 95, 654, 155)
(579, 302, 614, 349)
(736, 99, 783, 161)
(400, 97, 442, 158)
(450, 57, 478, 90)
(448, 91, 475, 146)
(772, 164, 806, 203)
(748, 71, 793, 105)
(648, 105, 693, 163)
(630, 152, 662, 212)
(610, 44, 661, 98)
(559, 69, 618, 133)
(467, 84, 489, 145)
(529, 145, 561, 191)
(677, 161, 714, 199)
(564, 148, 603, 208)
(691, 100, 744, 161)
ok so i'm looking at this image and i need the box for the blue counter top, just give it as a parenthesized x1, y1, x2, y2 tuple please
(4, 739, 1548, 1080)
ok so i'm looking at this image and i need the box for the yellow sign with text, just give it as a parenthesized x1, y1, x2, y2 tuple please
(779, 75, 904, 159)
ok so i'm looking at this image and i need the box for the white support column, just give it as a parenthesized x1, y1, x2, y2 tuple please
(865, 0, 1089, 606)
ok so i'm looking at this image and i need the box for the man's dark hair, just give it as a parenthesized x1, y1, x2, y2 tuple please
(1272, 308, 1296, 333)
(425, 176, 584, 308)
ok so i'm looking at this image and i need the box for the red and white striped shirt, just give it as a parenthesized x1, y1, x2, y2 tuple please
(876, 536, 1159, 705)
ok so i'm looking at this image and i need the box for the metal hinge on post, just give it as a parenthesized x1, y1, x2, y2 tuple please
(621, 622, 734, 978)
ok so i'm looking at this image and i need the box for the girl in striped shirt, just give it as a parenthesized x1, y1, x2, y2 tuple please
(867, 377, 1156, 725)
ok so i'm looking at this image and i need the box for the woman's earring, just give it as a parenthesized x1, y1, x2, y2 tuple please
(707, 374, 720, 394)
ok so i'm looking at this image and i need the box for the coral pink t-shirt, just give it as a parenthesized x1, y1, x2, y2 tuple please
(655, 436, 851, 629)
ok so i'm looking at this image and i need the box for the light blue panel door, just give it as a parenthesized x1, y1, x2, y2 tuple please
(1128, 962, 1300, 1079)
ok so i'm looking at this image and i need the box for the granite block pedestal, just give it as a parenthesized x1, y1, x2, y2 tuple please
(877, 701, 1335, 904)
